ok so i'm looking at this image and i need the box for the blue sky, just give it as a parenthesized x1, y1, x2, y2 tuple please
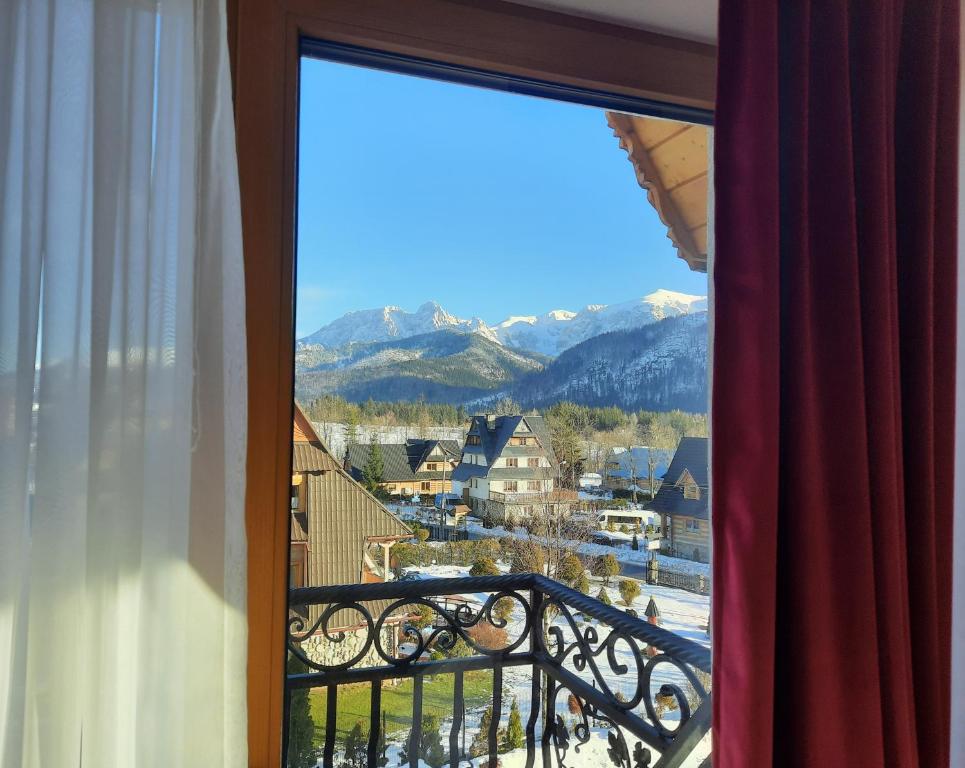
(296, 57, 707, 338)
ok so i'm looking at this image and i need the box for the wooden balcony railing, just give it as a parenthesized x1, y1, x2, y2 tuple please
(488, 489, 579, 504)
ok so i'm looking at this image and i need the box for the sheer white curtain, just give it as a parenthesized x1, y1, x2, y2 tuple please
(0, 1, 247, 766)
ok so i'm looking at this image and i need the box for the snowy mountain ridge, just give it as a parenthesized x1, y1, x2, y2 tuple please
(299, 289, 707, 357)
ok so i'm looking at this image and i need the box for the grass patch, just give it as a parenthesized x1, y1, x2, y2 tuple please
(309, 670, 493, 744)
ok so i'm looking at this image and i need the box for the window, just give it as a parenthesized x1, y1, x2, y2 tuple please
(686, 519, 701, 532)
(290, 484, 299, 510)
(684, 483, 700, 500)
(276, 22, 716, 768)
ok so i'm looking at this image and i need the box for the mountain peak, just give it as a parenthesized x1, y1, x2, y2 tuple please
(299, 290, 707, 356)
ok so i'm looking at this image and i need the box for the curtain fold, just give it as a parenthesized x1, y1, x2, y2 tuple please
(0, 1, 247, 766)
(714, 1, 958, 766)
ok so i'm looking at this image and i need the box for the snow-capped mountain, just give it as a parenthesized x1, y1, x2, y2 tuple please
(294, 330, 546, 404)
(298, 289, 706, 357)
(505, 313, 708, 412)
(490, 289, 707, 356)
(298, 300, 496, 348)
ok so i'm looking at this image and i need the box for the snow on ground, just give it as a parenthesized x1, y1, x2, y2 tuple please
(463, 519, 712, 578)
(390, 563, 711, 768)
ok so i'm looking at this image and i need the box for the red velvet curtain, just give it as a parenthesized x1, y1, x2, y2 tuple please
(713, 2, 958, 766)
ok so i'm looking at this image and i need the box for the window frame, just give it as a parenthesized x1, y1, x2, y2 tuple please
(229, 2, 715, 764)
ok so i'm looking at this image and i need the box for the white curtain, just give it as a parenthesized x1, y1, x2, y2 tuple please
(0, 0, 248, 765)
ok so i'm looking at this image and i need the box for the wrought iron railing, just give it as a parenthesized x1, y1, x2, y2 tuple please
(286, 574, 711, 768)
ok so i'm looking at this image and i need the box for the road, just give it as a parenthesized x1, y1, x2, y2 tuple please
(619, 560, 649, 580)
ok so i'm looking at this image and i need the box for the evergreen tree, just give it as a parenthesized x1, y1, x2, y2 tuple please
(401, 714, 446, 768)
(345, 410, 360, 445)
(341, 720, 367, 768)
(503, 698, 524, 752)
(470, 705, 494, 757)
(632, 534, 639, 551)
(285, 655, 319, 768)
(362, 438, 384, 495)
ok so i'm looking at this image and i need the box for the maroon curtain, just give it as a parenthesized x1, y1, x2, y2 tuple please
(713, 2, 958, 767)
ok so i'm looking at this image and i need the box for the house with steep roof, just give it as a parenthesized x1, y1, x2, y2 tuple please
(451, 413, 576, 522)
(290, 404, 413, 666)
(344, 438, 460, 498)
(603, 445, 669, 496)
(648, 436, 709, 562)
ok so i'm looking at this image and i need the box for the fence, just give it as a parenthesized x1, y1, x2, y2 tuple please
(647, 564, 711, 596)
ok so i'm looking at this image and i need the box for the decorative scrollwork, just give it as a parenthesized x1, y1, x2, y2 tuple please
(287, 589, 533, 671)
(287, 601, 376, 671)
(538, 595, 710, 749)
(540, 598, 647, 709)
(549, 685, 653, 768)
(374, 589, 533, 665)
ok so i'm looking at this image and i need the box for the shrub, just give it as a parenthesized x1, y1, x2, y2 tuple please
(591, 553, 620, 585)
(470, 556, 500, 576)
(509, 543, 545, 575)
(468, 621, 509, 650)
(597, 586, 612, 606)
(392, 542, 420, 568)
(492, 597, 514, 623)
(557, 553, 584, 585)
(618, 578, 641, 606)
(415, 528, 430, 543)
(411, 603, 435, 629)
(574, 571, 590, 595)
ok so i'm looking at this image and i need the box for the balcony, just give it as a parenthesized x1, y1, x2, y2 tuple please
(287, 574, 711, 768)
(488, 489, 580, 504)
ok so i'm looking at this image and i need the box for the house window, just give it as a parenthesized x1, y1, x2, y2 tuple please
(527, 481, 540, 491)
(506, 457, 518, 468)
(421, 482, 431, 491)
(527, 458, 539, 468)
(426, 462, 439, 471)
(686, 519, 700, 532)
(504, 481, 518, 492)
(290, 484, 299, 510)
(684, 483, 699, 500)
(467, 435, 481, 446)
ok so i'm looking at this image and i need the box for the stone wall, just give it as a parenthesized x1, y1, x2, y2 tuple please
(300, 623, 398, 669)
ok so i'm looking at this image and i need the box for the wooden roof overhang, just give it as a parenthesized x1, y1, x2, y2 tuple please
(606, 112, 709, 273)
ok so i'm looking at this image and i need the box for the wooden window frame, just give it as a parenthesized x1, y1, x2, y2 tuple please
(228, 2, 714, 765)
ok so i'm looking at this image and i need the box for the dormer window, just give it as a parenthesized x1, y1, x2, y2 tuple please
(505, 457, 518, 468)
(467, 435, 481, 446)
(684, 483, 699, 500)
